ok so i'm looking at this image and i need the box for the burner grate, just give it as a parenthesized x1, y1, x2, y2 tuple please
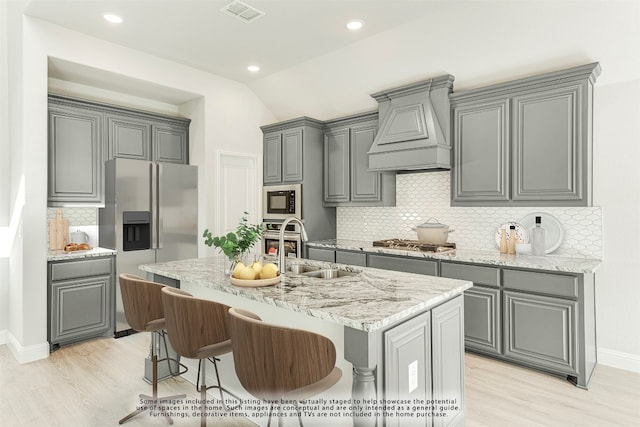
(372, 239, 456, 252)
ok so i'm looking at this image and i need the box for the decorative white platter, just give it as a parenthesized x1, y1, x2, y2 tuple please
(494, 222, 529, 248)
(230, 274, 281, 288)
(520, 212, 564, 254)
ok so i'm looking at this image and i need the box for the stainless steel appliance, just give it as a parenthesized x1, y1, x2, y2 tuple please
(99, 158, 198, 337)
(262, 220, 302, 259)
(262, 184, 301, 220)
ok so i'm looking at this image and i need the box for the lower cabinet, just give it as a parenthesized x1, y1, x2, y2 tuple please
(335, 250, 367, 266)
(462, 286, 501, 355)
(306, 247, 336, 262)
(383, 296, 464, 427)
(368, 254, 438, 276)
(503, 290, 577, 374)
(48, 256, 115, 350)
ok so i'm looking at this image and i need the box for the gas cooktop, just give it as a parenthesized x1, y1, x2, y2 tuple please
(372, 239, 456, 253)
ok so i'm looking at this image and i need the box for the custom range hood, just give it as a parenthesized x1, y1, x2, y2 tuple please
(368, 74, 454, 172)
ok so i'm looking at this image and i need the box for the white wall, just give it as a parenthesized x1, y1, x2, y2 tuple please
(3, 13, 275, 362)
(0, 0, 10, 337)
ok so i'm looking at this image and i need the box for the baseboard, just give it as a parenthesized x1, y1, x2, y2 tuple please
(5, 330, 49, 364)
(598, 347, 640, 373)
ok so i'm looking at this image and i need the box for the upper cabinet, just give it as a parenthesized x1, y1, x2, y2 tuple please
(323, 112, 395, 207)
(450, 63, 601, 207)
(48, 101, 104, 206)
(48, 94, 190, 206)
(261, 117, 324, 185)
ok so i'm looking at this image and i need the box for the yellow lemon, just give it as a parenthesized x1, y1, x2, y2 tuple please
(260, 263, 279, 279)
(251, 261, 263, 277)
(236, 265, 256, 280)
(232, 261, 246, 278)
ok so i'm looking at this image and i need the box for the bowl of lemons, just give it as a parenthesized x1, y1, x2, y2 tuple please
(229, 260, 281, 287)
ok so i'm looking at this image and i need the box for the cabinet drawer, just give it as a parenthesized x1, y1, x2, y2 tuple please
(336, 250, 367, 267)
(51, 257, 113, 281)
(441, 262, 500, 288)
(306, 247, 335, 263)
(503, 269, 578, 299)
(368, 254, 437, 276)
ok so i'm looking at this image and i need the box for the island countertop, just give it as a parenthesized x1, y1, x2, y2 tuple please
(139, 255, 472, 332)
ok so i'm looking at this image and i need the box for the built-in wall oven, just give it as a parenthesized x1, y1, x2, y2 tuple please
(263, 184, 301, 220)
(262, 221, 302, 259)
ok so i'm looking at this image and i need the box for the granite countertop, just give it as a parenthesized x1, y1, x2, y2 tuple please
(306, 239, 602, 274)
(47, 247, 117, 262)
(139, 255, 472, 332)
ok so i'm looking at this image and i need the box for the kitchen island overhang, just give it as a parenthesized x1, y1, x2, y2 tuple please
(140, 256, 472, 426)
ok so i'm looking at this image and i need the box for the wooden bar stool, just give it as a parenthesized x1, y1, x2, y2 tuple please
(118, 274, 187, 425)
(227, 307, 342, 427)
(161, 287, 241, 427)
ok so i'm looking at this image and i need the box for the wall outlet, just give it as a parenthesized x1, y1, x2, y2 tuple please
(408, 360, 418, 393)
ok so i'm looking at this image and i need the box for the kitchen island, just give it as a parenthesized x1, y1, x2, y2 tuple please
(140, 255, 472, 427)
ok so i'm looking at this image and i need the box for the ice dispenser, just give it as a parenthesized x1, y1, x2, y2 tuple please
(122, 211, 150, 251)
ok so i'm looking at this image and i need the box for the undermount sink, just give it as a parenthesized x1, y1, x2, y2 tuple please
(287, 264, 321, 275)
(301, 269, 359, 279)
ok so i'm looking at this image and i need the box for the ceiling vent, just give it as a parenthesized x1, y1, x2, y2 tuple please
(221, 1, 265, 23)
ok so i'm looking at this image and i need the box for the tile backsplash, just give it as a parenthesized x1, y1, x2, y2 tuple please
(337, 171, 602, 259)
(47, 208, 99, 247)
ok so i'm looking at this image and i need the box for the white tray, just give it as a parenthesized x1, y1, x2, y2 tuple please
(520, 212, 564, 254)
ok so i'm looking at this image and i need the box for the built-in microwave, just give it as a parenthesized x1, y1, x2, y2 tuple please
(262, 184, 301, 220)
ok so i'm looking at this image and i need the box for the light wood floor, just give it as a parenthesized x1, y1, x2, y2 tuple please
(1, 333, 639, 426)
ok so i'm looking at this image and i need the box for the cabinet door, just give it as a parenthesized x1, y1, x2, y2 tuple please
(452, 98, 510, 204)
(368, 254, 437, 276)
(350, 121, 381, 202)
(106, 114, 151, 161)
(503, 290, 577, 374)
(431, 296, 465, 427)
(282, 128, 303, 182)
(264, 132, 282, 183)
(463, 287, 501, 355)
(152, 123, 188, 164)
(48, 105, 103, 205)
(324, 128, 350, 203)
(384, 311, 432, 427)
(512, 85, 583, 202)
(50, 275, 112, 345)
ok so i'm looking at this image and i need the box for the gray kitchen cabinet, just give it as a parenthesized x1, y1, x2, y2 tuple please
(262, 127, 304, 184)
(152, 122, 189, 164)
(451, 98, 510, 203)
(368, 254, 438, 276)
(440, 262, 501, 354)
(48, 256, 115, 350)
(335, 250, 367, 267)
(384, 310, 432, 427)
(49, 94, 191, 206)
(503, 290, 577, 374)
(450, 62, 601, 207)
(306, 247, 336, 262)
(502, 268, 596, 389)
(323, 113, 396, 207)
(48, 101, 104, 206)
(383, 295, 464, 427)
(106, 113, 151, 161)
(431, 295, 465, 427)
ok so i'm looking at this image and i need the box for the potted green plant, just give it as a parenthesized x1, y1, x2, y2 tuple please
(202, 212, 264, 273)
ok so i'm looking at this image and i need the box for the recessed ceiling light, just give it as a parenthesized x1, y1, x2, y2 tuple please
(104, 14, 123, 24)
(247, 65, 260, 72)
(346, 19, 364, 31)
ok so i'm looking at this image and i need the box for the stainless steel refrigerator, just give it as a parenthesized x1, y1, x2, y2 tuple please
(99, 158, 198, 337)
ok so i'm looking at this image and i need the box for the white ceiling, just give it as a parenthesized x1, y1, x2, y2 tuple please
(25, 0, 640, 121)
(26, 0, 436, 84)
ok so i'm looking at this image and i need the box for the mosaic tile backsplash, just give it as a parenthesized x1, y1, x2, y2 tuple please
(47, 208, 99, 247)
(337, 171, 602, 259)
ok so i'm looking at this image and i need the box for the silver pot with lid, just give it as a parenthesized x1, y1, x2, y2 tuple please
(412, 218, 454, 245)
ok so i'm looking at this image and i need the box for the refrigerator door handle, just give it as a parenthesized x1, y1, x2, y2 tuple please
(157, 163, 164, 249)
(150, 162, 158, 249)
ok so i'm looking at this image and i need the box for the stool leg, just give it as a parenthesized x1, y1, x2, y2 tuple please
(200, 359, 207, 427)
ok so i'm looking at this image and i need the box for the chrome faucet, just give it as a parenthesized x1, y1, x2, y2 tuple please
(279, 216, 308, 274)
